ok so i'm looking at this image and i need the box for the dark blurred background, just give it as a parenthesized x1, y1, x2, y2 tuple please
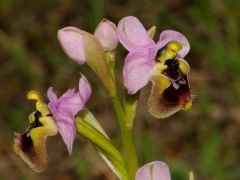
(0, 0, 239, 179)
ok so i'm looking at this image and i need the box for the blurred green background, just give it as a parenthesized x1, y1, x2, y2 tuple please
(0, 0, 239, 179)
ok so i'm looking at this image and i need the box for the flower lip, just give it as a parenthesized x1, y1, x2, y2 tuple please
(13, 111, 58, 172)
(148, 58, 191, 118)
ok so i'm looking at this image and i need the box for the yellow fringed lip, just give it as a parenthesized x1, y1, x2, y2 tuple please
(13, 90, 58, 172)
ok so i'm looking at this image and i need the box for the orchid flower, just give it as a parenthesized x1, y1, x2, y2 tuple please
(48, 75, 92, 154)
(135, 161, 171, 180)
(117, 16, 192, 118)
(13, 75, 91, 171)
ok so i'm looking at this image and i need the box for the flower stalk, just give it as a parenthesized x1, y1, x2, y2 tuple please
(76, 116, 128, 179)
(111, 95, 138, 180)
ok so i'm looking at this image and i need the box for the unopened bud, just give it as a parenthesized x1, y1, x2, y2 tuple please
(94, 19, 119, 51)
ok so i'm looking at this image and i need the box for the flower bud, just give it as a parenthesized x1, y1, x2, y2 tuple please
(94, 19, 118, 51)
(83, 32, 116, 96)
(58, 27, 87, 64)
(135, 161, 171, 180)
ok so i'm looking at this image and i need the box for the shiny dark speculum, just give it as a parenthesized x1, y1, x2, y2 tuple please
(20, 111, 44, 152)
(31, 111, 43, 128)
(163, 59, 190, 104)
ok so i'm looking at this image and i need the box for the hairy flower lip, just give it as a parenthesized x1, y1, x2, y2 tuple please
(148, 58, 192, 118)
(13, 113, 58, 172)
(13, 111, 54, 153)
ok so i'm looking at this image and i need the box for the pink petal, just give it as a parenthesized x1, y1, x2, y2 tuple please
(79, 74, 92, 103)
(59, 89, 84, 115)
(55, 116, 76, 154)
(123, 52, 155, 94)
(117, 16, 155, 52)
(135, 161, 171, 180)
(157, 30, 190, 58)
(60, 89, 76, 99)
(58, 27, 87, 64)
(47, 87, 58, 101)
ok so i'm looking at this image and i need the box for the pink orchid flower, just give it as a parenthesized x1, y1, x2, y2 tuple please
(117, 16, 192, 118)
(47, 75, 91, 154)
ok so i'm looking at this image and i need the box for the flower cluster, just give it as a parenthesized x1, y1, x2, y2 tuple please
(13, 16, 193, 179)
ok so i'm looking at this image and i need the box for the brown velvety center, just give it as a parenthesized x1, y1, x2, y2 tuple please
(21, 111, 43, 152)
(162, 58, 190, 104)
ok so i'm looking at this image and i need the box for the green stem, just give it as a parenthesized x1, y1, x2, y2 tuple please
(76, 117, 128, 180)
(111, 96, 138, 180)
(124, 92, 140, 129)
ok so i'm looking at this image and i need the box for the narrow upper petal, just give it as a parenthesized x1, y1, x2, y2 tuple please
(79, 74, 92, 103)
(55, 116, 76, 154)
(135, 161, 171, 180)
(58, 27, 87, 64)
(157, 30, 190, 58)
(117, 16, 155, 52)
(47, 87, 58, 102)
(123, 52, 155, 94)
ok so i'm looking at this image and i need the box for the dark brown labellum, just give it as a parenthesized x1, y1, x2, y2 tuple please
(148, 58, 192, 118)
(163, 59, 190, 105)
